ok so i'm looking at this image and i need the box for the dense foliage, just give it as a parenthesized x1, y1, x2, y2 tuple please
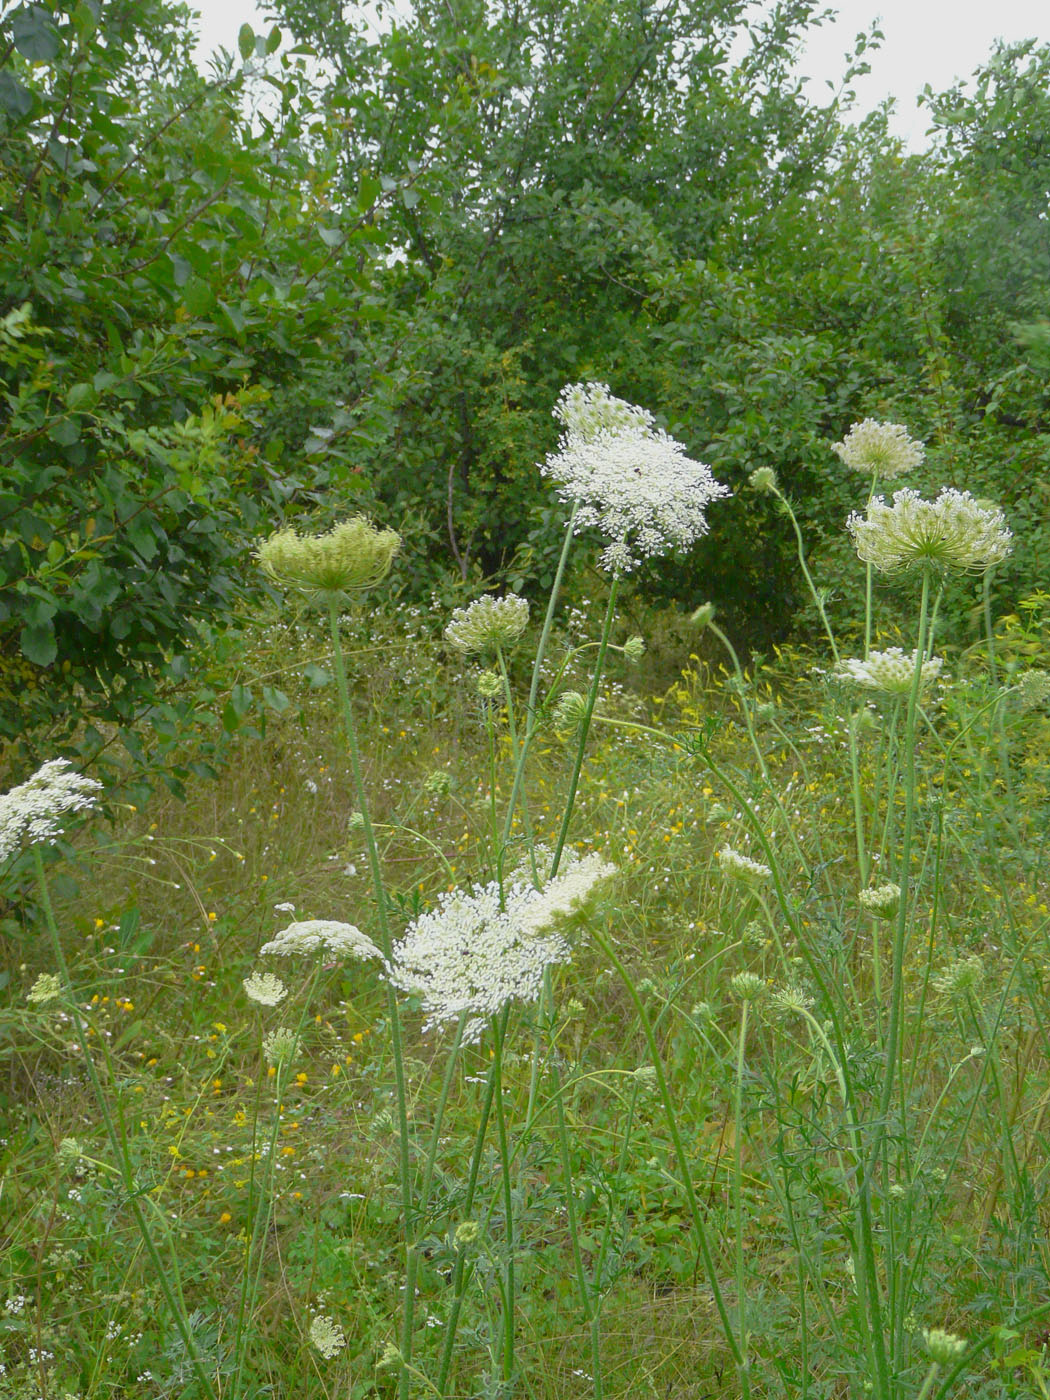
(2, 0, 1049, 769)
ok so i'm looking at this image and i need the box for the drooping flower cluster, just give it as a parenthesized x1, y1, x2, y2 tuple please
(260, 920, 382, 961)
(542, 381, 730, 572)
(847, 489, 1011, 575)
(832, 419, 925, 479)
(834, 648, 943, 696)
(717, 846, 773, 886)
(257, 516, 400, 602)
(0, 758, 102, 864)
(444, 594, 530, 655)
(387, 852, 615, 1041)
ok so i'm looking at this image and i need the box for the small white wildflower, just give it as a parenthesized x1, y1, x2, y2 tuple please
(834, 648, 943, 695)
(444, 594, 530, 655)
(262, 1026, 299, 1069)
(243, 970, 288, 1006)
(4, 1294, 27, 1314)
(1015, 669, 1050, 711)
(309, 1313, 347, 1359)
(858, 883, 901, 919)
(273, 901, 297, 913)
(832, 419, 925, 479)
(0, 758, 102, 863)
(387, 852, 615, 1042)
(260, 920, 382, 961)
(923, 1328, 966, 1365)
(26, 972, 62, 1004)
(717, 846, 773, 886)
(542, 381, 730, 572)
(847, 488, 1011, 575)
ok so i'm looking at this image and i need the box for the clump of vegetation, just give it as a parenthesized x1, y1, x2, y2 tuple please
(5, 385, 1050, 1400)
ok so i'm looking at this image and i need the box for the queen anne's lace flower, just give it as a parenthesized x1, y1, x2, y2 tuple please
(923, 1328, 967, 1365)
(0, 758, 102, 863)
(834, 648, 943, 695)
(26, 972, 62, 1004)
(542, 382, 729, 572)
(847, 489, 1011, 574)
(717, 846, 773, 885)
(243, 971, 288, 1005)
(262, 1026, 299, 1068)
(858, 882, 901, 919)
(260, 920, 382, 961)
(1015, 669, 1050, 711)
(832, 419, 925, 479)
(387, 853, 615, 1041)
(444, 594, 529, 655)
(257, 516, 400, 601)
(309, 1314, 347, 1359)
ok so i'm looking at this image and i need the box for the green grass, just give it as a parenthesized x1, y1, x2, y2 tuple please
(5, 571, 1050, 1400)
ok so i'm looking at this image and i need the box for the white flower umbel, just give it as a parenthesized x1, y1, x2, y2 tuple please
(387, 853, 615, 1042)
(832, 419, 925, 479)
(847, 489, 1012, 575)
(717, 846, 773, 886)
(260, 920, 382, 961)
(243, 970, 288, 1006)
(543, 381, 730, 572)
(834, 648, 943, 695)
(309, 1314, 347, 1359)
(444, 594, 530, 655)
(858, 882, 901, 919)
(0, 758, 102, 863)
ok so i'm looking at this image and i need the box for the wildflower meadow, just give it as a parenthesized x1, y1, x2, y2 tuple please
(4, 379, 1050, 1400)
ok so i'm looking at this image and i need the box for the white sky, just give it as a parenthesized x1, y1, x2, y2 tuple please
(190, 0, 1048, 152)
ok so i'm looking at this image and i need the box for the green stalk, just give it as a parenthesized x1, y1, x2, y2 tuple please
(491, 1011, 516, 1386)
(548, 575, 620, 878)
(435, 1008, 508, 1397)
(733, 999, 751, 1362)
(501, 507, 579, 845)
(589, 924, 748, 1392)
(772, 485, 840, 664)
(326, 598, 416, 1399)
(33, 847, 218, 1400)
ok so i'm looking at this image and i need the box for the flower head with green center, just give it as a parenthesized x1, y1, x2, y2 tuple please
(858, 882, 901, 919)
(257, 516, 400, 603)
(847, 489, 1011, 574)
(0, 758, 102, 864)
(729, 972, 766, 1001)
(260, 920, 382, 961)
(717, 846, 773, 886)
(931, 954, 983, 1003)
(444, 594, 529, 655)
(748, 466, 778, 493)
(387, 852, 615, 1042)
(243, 970, 287, 1006)
(832, 419, 925, 479)
(262, 1026, 299, 1069)
(551, 690, 588, 732)
(542, 381, 729, 572)
(834, 648, 943, 695)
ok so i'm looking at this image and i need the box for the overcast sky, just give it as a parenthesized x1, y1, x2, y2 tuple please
(190, 0, 1048, 151)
